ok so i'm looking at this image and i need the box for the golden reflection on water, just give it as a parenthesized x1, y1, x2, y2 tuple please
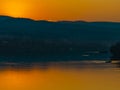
(0, 62, 119, 90)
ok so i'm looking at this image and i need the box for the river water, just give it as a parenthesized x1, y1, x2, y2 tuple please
(0, 61, 119, 90)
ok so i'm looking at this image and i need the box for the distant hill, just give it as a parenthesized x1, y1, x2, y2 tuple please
(0, 16, 120, 41)
(0, 15, 120, 59)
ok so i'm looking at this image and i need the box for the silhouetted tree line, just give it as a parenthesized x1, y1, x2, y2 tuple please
(0, 37, 106, 57)
(0, 37, 82, 56)
(110, 42, 120, 60)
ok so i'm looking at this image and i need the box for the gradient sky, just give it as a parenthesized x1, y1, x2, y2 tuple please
(0, 0, 120, 21)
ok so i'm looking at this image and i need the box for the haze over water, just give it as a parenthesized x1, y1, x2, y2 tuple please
(0, 61, 119, 90)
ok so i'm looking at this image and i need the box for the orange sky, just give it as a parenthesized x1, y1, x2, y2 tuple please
(0, 0, 120, 21)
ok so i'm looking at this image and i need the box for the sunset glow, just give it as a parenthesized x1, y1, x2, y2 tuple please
(1, 1, 31, 17)
(0, 66, 120, 90)
(0, 0, 120, 21)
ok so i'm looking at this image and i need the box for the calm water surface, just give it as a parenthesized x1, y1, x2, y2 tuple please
(0, 61, 120, 90)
